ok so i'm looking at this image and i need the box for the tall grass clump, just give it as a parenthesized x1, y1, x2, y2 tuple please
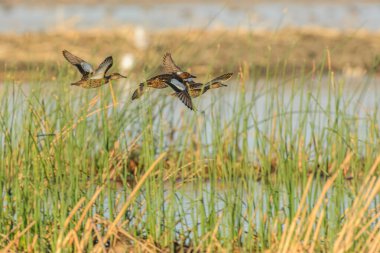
(0, 53, 379, 252)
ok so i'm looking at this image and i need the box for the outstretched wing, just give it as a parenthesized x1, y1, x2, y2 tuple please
(62, 50, 94, 76)
(131, 84, 145, 100)
(205, 73, 233, 86)
(91, 56, 113, 79)
(173, 90, 194, 111)
(162, 52, 182, 73)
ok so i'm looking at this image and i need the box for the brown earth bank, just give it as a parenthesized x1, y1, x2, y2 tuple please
(1, 28, 380, 82)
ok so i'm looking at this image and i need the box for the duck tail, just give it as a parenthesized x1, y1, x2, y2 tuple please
(131, 83, 145, 100)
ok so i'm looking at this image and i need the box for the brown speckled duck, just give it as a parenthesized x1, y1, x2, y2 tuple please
(131, 53, 195, 110)
(63, 50, 127, 88)
(184, 73, 233, 98)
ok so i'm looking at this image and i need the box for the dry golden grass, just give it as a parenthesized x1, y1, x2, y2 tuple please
(1, 28, 380, 81)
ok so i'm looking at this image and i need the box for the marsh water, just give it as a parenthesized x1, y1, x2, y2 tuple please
(1, 75, 380, 152)
(1, 2, 380, 32)
(101, 177, 379, 238)
(117, 75, 380, 152)
(99, 76, 380, 233)
(1, 75, 379, 240)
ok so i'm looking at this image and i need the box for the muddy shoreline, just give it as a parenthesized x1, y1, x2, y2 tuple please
(1, 28, 380, 81)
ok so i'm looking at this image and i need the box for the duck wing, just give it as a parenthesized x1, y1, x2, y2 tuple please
(166, 77, 194, 110)
(205, 73, 233, 86)
(131, 84, 145, 100)
(162, 53, 182, 73)
(63, 50, 94, 77)
(173, 90, 194, 111)
(91, 56, 113, 79)
(167, 77, 187, 92)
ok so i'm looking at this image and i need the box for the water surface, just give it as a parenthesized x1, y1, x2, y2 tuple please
(1, 3, 380, 33)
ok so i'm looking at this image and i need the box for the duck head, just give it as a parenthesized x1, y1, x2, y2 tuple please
(176, 71, 196, 81)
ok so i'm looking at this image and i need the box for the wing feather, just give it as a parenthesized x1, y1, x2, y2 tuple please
(131, 84, 145, 100)
(91, 56, 113, 79)
(162, 53, 182, 73)
(173, 90, 194, 111)
(205, 73, 233, 86)
(62, 50, 94, 76)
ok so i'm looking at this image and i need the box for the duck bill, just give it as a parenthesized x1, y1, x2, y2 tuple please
(190, 74, 197, 78)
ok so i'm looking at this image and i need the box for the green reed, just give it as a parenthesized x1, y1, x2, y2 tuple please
(0, 59, 379, 252)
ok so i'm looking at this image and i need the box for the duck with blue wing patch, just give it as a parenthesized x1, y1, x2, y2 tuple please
(131, 52, 195, 110)
(63, 50, 127, 89)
